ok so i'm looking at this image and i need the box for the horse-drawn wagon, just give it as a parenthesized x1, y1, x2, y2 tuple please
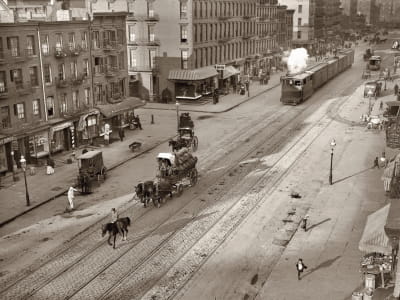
(135, 148, 198, 208)
(76, 150, 106, 193)
(169, 113, 199, 152)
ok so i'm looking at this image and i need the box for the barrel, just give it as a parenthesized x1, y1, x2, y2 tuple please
(351, 291, 363, 300)
(365, 274, 375, 289)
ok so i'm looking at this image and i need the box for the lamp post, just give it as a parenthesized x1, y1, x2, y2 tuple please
(10, 151, 17, 182)
(175, 101, 180, 132)
(20, 155, 30, 206)
(329, 139, 336, 185)
(367, 90, 373, 116)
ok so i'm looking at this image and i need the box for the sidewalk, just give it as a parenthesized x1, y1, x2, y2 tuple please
(142, 70, 285, 114)
(255, 75, 400, 300)
(0, 71, 287, 227)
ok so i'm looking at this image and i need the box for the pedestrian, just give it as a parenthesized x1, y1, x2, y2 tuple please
(296, 258, 307, 280)
(373, 157, 380, 169)
(394, 84, 399, 96)
(67, 186, 78, 210)
(118, 127, 124, 142)
(135, 115, 143, 130)
(245, 81, 250, 97)
(301, 215, 309, 231)
(380, 100, 383, 110)
(111, 208, 123, 236)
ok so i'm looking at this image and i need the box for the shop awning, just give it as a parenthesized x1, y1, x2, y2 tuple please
(77, 109, 100, 132)
(385, 200, 400, 239)
(222, 66, 240, 79)
(359, 204, 392, 255)
(168, 66, 218, 81)
(96, 97, 145, 118)
(382, 160, 396, 192)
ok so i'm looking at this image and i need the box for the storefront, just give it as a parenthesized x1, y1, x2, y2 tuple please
(49, 121, 74, 154)
(219, 66, 240, 95)
(168, 66, 218, 101)
(385, 200, 400, 298)
(96, 97, 145, 142)
(28, 130, 50, 160)
(77, 109, 100, 145)
(0, 135, 13, 174)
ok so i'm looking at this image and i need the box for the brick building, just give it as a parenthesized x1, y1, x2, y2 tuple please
(0, 12, 141, 175)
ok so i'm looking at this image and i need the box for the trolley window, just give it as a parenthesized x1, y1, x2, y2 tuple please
(294, 80, 302, 86)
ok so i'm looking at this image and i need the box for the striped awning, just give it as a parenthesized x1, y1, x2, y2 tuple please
(168, 66, 218, 81)
(222, 66, 240, 79)
(359, 204, 392, 255)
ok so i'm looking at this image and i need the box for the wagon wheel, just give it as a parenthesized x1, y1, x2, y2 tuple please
(192, 136, 199, 152)
(177, 184, 183, 197)
(190, 168, 198, 186)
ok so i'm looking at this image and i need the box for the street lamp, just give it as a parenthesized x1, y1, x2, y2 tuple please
(367, 89, 373, 116)
(10, 151, 17, 182)
(175, 101, 180, 132)
(20, 155, 30, 206)
(329, 139, 336, 185)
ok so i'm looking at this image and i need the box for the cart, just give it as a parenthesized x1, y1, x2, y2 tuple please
(153, 150, 198, 207)
(129, 141, 142, 152)
(76, 150, 106, 193)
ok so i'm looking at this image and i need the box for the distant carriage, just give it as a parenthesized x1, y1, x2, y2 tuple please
(169, 113, 199, 152)
(76, 150, 106, 193)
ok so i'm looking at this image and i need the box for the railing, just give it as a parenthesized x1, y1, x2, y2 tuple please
(55, 77, 69, 88)
(128, 39, 160, 46)
(103, 40, 121, 51)
(70, 74, 85, 85)
(128, 13, 159, 21)
(105, 65, 118, 77)
(54, 47, 67, 59)
(0, 87, 8, 99)
(68, 45, 82, 56)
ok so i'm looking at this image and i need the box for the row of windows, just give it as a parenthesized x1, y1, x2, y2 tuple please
(0, 35, 37, 58)
(128, 25, 157, 43)
(0, 67, 39, 92)
(193, 1, 258, 19)
(191, 39, 276, 69)
(129, 49, 157, 69)
(193, 21, 278, 43)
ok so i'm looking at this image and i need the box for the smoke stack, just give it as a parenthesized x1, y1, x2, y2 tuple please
(285, 48, 309, 75)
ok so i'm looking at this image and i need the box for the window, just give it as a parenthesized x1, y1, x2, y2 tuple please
(0, 71, 7, 92)
(46, 96, 54, 117)
(32, 99, 40, 116)
(180, 1, 187, 19)
(87, 115, 97, 126)
(84, 88, 90, 105)
(58, 63, 65, 80)
(72, 91, 79, 110)
(128, 1, 134, 13)
(15, 103, 25, 119)
(118, 52, 124, 70)
(181, 49, 188, 69)
(297, 31, 301, 39)
(81, 31, 88, 49)
(55, 33, 63, 51)
(42, 34, 49, 55)
(147, 1, 154, 17)
(129, 25, 136, 42)
(181, 25, 188, 43)
(10, 69, 23, 89)
(68, 32, 75, 50)
(148, 25, 155, 42)
(129, 49, 137, 67)
(94, 84, 102, 104)
(44, 64, 52, 84)
(94, 57, 103, 74)
(298, 5, 302, 13)
(70, 61, 77, 79)
(29, 66, 39, 86)
(1, 106, 10, 129)
(60, 94, 67, 113)
(298, 18, 302, 26)
(149, 49, 156, 68)
(92, 31, 100, 48)
(7, 37, 19, 57)
(83, 59, 89, 77)
(26, 35, 35, 56)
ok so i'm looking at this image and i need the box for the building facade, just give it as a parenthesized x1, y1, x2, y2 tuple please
(357, 0, 380, 25)
(0, 12, 139, 175)
(377, 0, 400, 28)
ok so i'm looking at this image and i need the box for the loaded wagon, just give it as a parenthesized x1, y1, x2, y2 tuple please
(76, 150, 106, 193)
(153, 148, 198, 207)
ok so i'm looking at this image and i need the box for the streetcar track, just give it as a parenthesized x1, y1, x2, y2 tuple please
(1, 62, 363, 299)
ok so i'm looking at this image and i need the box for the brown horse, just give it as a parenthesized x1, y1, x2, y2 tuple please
(101, 217, 131, 249)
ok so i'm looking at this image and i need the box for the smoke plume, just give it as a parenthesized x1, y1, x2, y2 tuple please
(285, 48, 309, 75)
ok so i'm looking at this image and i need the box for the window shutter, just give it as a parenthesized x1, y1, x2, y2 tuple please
(13, 104, 17, 115)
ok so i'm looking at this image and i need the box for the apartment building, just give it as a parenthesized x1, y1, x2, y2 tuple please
(377, 0, 400, 27)
(357, 0, 380, 25)
(314, 0, 341, 40)
(0, 12, 140, 175)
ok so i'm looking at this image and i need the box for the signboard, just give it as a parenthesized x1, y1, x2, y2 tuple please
(215, 65, 225, 71)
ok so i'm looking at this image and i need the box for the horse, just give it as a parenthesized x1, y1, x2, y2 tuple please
(101, 217, 131, 249)
(135, 181, 155, 207)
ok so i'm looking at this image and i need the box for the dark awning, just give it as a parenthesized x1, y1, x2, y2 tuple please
(385, 200, 400, 239)
(96, 97, 145, 118)
(359, 204, 392, 255)
(168, 66, 218, 81)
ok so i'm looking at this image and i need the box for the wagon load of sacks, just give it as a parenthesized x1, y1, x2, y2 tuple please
(174, 147, 197, 171)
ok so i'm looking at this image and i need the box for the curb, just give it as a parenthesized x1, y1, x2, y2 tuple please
(0, 135, 175, 228)
(141, 81, 281, 114)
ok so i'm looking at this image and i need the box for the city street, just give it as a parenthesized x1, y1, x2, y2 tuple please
(1, 37, 399, 300)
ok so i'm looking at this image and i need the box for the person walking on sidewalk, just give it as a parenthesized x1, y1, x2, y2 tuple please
(296, 258, 307, 280)
(67, 186, 78, 210)
(301, 215, 309, 231)
(118, 127, 124, 142)
(394, 84, 399, 96)
(373, 157, 380, 168)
